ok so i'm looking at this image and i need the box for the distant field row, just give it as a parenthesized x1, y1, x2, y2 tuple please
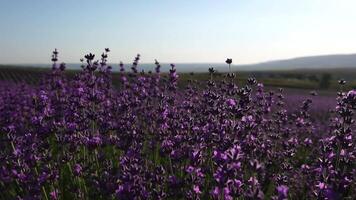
(0, 66, 355, 91)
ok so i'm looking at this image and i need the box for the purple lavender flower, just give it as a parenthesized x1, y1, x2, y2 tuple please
(0, 50, 355, 199)
(226, 98, 236, 106)
(277, 185, 288, 200)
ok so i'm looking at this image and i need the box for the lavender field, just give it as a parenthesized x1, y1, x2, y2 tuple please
(0, 49, 355, 200)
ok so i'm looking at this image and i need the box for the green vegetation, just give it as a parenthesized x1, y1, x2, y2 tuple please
(319, 73, 332, 89)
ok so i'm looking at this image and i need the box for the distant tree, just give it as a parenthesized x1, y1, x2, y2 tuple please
(308, 75, 319, 82)
(215, 70, 222, 77)
(268, 74, 275, 78)
(295, 74, 303, 80)
(319, 73, 332, 89)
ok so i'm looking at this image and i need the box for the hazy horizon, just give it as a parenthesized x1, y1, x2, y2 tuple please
(2, 52, 356, 66)
(1, 0, 356, 64)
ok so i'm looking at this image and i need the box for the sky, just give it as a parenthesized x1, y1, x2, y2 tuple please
(0, 0, 356, 64)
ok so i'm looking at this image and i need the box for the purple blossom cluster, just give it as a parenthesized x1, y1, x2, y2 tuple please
(0, 49, 355, 199)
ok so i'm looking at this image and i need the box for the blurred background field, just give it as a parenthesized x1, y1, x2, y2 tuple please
(1, 65, 354, 91)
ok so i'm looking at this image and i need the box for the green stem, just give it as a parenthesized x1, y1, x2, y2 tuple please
(42, 186, 49, 200)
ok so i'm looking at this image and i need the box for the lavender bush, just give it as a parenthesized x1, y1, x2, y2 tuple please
(0, 49, 355, 200)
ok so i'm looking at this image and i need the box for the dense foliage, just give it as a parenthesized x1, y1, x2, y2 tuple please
(0, 49, 355, 200)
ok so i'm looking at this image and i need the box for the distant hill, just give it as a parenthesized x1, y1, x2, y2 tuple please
(237, 54, 356, 71)
(2, 53, 356, 72)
